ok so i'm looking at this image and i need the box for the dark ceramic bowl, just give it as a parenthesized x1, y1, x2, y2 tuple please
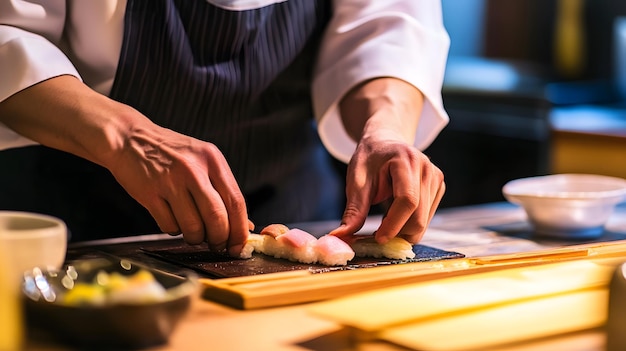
(22, 257, 197, 349)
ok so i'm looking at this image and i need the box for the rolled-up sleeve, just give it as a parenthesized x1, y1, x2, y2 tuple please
(312, 0, 450, 163)
(0, 0, 81, 149)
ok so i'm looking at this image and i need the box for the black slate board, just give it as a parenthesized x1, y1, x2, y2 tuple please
(142, 242, 465, 278)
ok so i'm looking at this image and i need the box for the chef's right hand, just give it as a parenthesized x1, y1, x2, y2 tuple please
(0, 75, 249, 257)
(104, 114, 250, 257)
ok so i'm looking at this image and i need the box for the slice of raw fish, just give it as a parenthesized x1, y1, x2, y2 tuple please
(350, 236, 416, 260)
(315, 235, 355, 266)
(259, 223, 289, 238)
(272, 228, 318, 264)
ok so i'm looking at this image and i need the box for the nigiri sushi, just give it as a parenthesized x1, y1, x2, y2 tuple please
(242, 228, 320, 264)
(272, 228, 318, 264)
(239, 233, 264, 259)
(239, 224, 415, 265)
(315, 235, 355, 266)
(350, 236, 416, 260)
(240, 225, 355, 266)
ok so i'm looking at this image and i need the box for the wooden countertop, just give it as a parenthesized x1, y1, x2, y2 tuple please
(25, 202, 626, 351)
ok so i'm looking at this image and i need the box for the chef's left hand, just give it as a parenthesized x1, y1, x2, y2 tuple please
(330, 134, 444, 244)
(328, 78, 445, 244)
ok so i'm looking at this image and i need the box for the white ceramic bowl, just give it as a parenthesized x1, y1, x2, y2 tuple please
(0, 211, 68, 283)
(502, 174, 626, 239)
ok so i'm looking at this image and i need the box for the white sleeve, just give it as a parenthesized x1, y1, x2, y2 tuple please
(312, 0, 451, 163)
(0, 1, 82, 150)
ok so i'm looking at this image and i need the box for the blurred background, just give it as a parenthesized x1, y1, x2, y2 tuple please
(428, 0, 626, 208)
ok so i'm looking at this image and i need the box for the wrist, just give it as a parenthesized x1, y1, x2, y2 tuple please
(88, 100, 139, 169)
(339, 77, 424, 145)
(360, 110, 416, 145)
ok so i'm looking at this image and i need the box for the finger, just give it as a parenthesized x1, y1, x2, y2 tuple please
(167, 189, 207, 246)
(399, 170, 445, 244)
(145, 197, 181, 235)
(375, 162, 420, 244)
(395, 210, 424, 244)
(205, 151, 249, 257)
(420, 166, 446, 232)
(428, 180, 445, 222)
(190, 177, 230, 252)
(397, 171, 433, 243)
(329, 162, 371, 240)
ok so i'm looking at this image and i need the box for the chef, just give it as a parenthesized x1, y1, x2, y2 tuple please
(0, 0, 450, 257)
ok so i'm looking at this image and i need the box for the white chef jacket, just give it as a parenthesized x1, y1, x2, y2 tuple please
(0, 0, 450, 163)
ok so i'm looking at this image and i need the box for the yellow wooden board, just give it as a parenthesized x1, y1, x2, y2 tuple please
(304, 255, 626, 350)
(380, 288, 607, 351)
(307, 258, 617, 332)
(200, 240, 626, 309)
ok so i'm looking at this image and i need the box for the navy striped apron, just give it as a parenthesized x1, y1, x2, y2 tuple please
(0, 0, 343, 241)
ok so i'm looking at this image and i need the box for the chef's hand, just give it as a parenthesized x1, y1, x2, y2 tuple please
(331, 134, 445, 244)
(105, 121, 250, 256)
(0, 75, 250, 256)
(329, 78, 445, 244)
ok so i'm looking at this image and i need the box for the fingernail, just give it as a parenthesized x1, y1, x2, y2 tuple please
(328, 224, 346, 235)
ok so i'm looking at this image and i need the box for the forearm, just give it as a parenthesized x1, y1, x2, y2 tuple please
(0, 75, 133, 168)
(339, 77, 424, 145)
(0, 75, 251, 254)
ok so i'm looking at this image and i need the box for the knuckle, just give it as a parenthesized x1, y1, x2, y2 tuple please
(206, 206, 229, 225)
(202, 209, 230, 240)
(395, 193, 419, 211)
(224, 193, 246, 214)
(432, 165, 445, 180)
(203, 144, 224, 163)
(342, 204, 362, 219)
